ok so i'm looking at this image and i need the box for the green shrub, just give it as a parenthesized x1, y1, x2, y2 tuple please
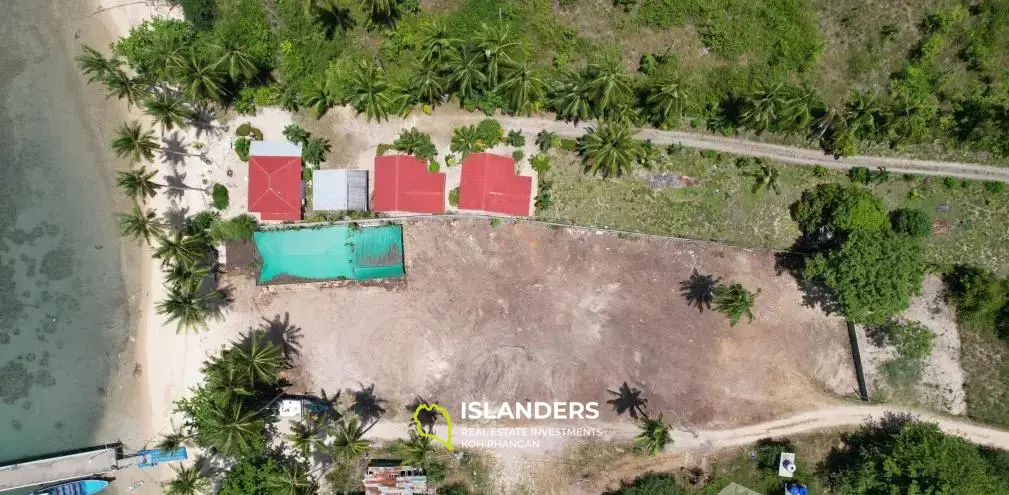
(506, 129, 526, 146)
(559, 138, 578, 151)
(428, 160, 441, 173)
(211, 184, 229, 210)
(114, 18, 195, 80)
(475, 119, 503, 146)
(439, 483, 470, 495)
(250, 127, 263, 141)
(984, 181, 1005, 194)
(609, 473, 685, 494)
(209, 214, 259, 243)
(943, 265, 1009, 333)
(891, 208, 931, 238)
(178, 0, 217, 29)
(302, 137, 330, 166)
(448, 186, 460, 207)
(283, 124, 309, 144)
(234, 138, 251, 161)
(490, 218, 502, 228)
(880, 320, 934, 359)
(943, 176, 958, 188)
(812, 165, 829, 178)
(185, 210, 220, 237)
(531, 153, 551, 174)
(445, 154, 458, 167)
(236, 122, 252, 137)
(376, 143, 395, 156)
(848, 166, 872, 184)
(511, 149, 524, 162)
(534, 180, 553, 212)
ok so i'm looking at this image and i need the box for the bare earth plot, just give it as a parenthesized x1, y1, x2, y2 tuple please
(221, 219, 854, 429)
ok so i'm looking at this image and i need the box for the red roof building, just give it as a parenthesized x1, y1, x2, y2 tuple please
(248, 141, 303, 221)
(459, 153, 533, 216)
(373, 155, 446, 214)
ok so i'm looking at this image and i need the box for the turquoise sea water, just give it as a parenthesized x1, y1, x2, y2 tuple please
(255, 225, 406, 283)
(0, 0, 134, 474)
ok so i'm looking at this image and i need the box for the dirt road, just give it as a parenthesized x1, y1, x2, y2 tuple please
(364, 405, 1009, 453)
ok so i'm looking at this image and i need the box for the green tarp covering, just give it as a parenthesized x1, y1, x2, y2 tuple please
(254, 224, 405, 284)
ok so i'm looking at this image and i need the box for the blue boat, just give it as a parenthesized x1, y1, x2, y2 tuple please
(136, 447, 188, 468)
(31, 479, 109, 495)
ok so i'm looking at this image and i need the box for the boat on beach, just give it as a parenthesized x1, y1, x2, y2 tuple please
(30, 479, 109, 495)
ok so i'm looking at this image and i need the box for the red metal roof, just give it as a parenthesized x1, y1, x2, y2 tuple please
(373, 155, 446, 214)
(248, 155, 302, 221)
(459, 153, 533, 216)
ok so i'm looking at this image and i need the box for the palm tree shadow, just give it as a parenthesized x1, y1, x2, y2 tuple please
(348, 384, 387, 425)
(606, 382, 648, 419)
(405, 396, 440, 433)
(160, 132, 190, 167)
(163, 172, 190, 201)
(680, 269, 721, 312)
(162, 204, 189, 230)
(189, 105, 219, 140)
(260, 312, 303, 361)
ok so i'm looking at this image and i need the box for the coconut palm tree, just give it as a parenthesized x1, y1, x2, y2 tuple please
(104, 69, 147, 109)
(144, 91, 191, 133)
(740, 83, 785, 133)
(313, 0, 355, 37)
(265, 462, 317, 495)
(171, 51, 226, 102)
(163, 458, 211, 495)
(360, 0, 395, 25)
(347, 61, 392, 122)
(535, 130, 559, 152)
(400, 430, 437, 467)
(634, 414, 673, 456)
(153, 229, 207, 268)
(713, 283, 758, 326)
(203, 359, 252, 402)
(450, 125, 483, 157)
(117, 205, 166, 245)
(475, 23, 518, 87)
(886, 95, 932, 148)
(446, 45, 487, 101)
(578, 122, 637, 178)
(679, 269, 721, 312)
(419, 21, 459, 68)
(112, 121, 160, 163)
(844, 90, 884, 141)
(409, 65, 446, 106)
(607, 382, 648, 419)
(746, 162, 781, 195)
(289, 417, 325, 459)
(199, 401, 265, 456)
(283, 124, 310, 145)
(164, 261, 211, 290)
(230, 330, 286, 387)
(499, 61, 545, 116)
(551, 75, 594, 124)
(302, 83, 338, 119)
(780, 84, 825, 134)
(645, 74, 689, 127)
(156, 281, 224, 333)
(116, 166, 162, 203)
(156, 424, 194, 451)
(76, 45, 121, 84)
(211, 41, 259, 82)
(586, 56, 631, 116)
(328, 417, 372, 462)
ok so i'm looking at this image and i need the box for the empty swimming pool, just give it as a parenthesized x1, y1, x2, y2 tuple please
(253, 224, 405, 284)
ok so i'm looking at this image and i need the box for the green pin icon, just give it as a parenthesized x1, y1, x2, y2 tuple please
(413, 403, 453, 450)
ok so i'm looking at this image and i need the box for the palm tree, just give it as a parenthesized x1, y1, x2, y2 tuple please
(499, 61, 545, 116)
(607, 382, 648, 419)
(104, 69, 147, 108)
(76, 45, 120, 84)
(400, 430, 437, 467)
(164, 261, 211, 290)
(844, 90, 884, 141)
(283, 124, 310, 144)
(211, 41, 259, 82)
(230, 331, 286, 387)
(740, 83, 785, 133)
(679, 269, 721, 312)
(634, 414, 673, 456)
(265, 462, 317, 495)
(447, 45, 488, 101)
(347, 61, 392, 122)
(302, 83, 338, 119)
(328, 417, 372, 462)
(360, 0, 395, 25)
(450, 125, 483, 157)
(314, 0, 355, 37)
(156, 282, 224, 333)
(116, 166, 162, 203)
(886, 95, 932, 148)
(645, 74, 689, 127)
(203, 359, 252, 402)
(117, 205, 166, 245)
(112, 121, 160, 163)
(419, 21, 459, 67)
(746, 162, 781, 194)
(302, 136, 332, 167)
(199, 401, 265, 456)
(780, 84, 824, 134)
(578, 122, 637, 177)
(713, 283, 758, 326)
(144, 91, 191, 133)
(475, 23, 518, 87)
(586, 56, 631, 116)
(163, 459, 211, 495)
(409, 65, 446, 106)
(289, 417, 325, 459)
(551, 75, 594, 123)
(171, 51, 226, 102)
(536, 130, 558, 152)
(156, 424, 193, 451)
(153, 229, 206, 267)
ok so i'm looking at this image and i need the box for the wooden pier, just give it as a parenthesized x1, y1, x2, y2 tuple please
(0, 444, 122, 492)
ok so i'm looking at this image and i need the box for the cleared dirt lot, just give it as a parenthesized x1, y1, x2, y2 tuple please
(221, 219, 855, 428)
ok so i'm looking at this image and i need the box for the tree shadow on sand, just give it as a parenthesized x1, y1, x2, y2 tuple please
(348, 384, 387, 425)
(606, 382, 648, 419)
(189, 105, 220, 140)
(405, 396, 440, 433)
(260, 312, 304, 361)
(680, 269, 721, 312)
(773, 251, 842, 316)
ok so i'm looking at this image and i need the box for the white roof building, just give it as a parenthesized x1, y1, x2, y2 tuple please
(312, 169, 369, 211)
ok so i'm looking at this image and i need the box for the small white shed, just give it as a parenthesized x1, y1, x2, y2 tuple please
(312, 169, 369, 211)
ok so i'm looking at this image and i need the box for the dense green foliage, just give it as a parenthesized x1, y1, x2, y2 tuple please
(212, 183, 230, 210)
(178, 0, 217, 30)
(943, 265, 1009, 336)
(209, 214, 259, 244)
(606, 473, 685, 495)
(393, 127, 438, 159)
(791, 183, 889, 247)
(890, 207, 931, 238)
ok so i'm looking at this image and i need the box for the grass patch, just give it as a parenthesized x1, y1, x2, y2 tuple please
(538, 149, 1009, 274)
(961, 328, 1009, 427)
